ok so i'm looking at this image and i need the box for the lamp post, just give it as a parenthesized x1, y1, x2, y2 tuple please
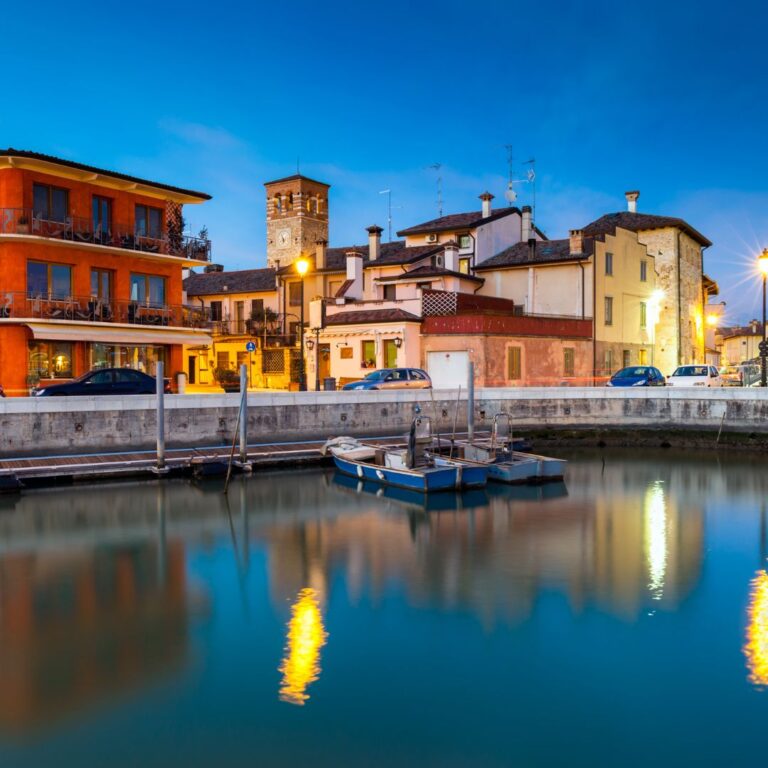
(759, 249, 768, 387)
(295, 257, 310, 391)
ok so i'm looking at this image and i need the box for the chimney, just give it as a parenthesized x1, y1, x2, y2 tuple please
(443, 241, 459, 272)
(521, 205, 532, 242)
(569, 229, 584, 255)
(625, 190, 640, 213)
(315, 239, 327, 270)
(366, 225, 383, 262)
(479, 191, 494, 218)
(204, 263, 224, 273)
(344, 250, 364, 301)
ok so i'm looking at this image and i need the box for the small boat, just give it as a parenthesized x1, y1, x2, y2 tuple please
(451, 413, 567, 484)
(322, 417, 488, 492)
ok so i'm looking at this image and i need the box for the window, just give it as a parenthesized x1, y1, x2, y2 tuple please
(417, 282, 432, 292)
(29, 341, 73, 379)
(90, 268, 112, 300)
(92, 196, 112, 235)
(640, 301, 647, 329)
(564, 347, 575, 377)
(115, 369, 143, 384)
(328, 280, 342, 297)
(604, 296, 613, 326)
(458, 234, 472, 249)
(262, 349, 285, 373)
(361, 340, 376, 368)
(33, 183, 68, 221)
(287, 193, 294, 210)
(210, 301, 223, 321)
(508, 347, 521, 380)
(459, 258, 470, 274)
(383, 284, 397, 301)
(340, 346, 353, 359)
(605, 252, 613, 276)
(640, 260, 648, 282)
(289, 282, 302, 306)
(135, 204, 163, 239)
(27, 261, 72, 299)
(275, 195, 282, 213)
(130, 273, 166, 306)
(410, 369, 427, 380)
(638, 349, 648, 365)
(604, 349, 613, 374)
(623, 350, 631, 368)
(251, 298, 264, 318)
(235, 300, 245, 333)
(217, 351, 230, 371)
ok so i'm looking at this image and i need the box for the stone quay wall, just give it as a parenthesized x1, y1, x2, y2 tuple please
(1, 388, 768, 457)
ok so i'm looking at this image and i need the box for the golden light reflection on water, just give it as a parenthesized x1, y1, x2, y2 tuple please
(644, 481, 668, 600)
(745, 570, 768, 687)
(278, 587, 328, 706)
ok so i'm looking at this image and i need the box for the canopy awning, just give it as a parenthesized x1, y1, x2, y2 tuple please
(23, 322, 212, 346)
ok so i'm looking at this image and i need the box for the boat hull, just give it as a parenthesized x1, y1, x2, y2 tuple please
(331, 454, 463, 492)
(515, 452, 567, 481)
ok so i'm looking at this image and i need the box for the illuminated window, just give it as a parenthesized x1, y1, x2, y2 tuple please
(459, 258, 470, 274)
(28, 341, 73, 379)
(361, 340, 376, 368)
(638, 349, 648, 365)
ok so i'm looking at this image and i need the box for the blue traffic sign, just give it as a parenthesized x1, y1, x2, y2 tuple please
(246, 341, 256, 352)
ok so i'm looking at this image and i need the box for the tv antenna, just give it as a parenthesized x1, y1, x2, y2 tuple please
(425, 163, 443, 217)
(379, 189, 402, 242)
(523, 157, 537, 225)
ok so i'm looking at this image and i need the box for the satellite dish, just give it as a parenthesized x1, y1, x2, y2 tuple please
(504, 183, 517, 203)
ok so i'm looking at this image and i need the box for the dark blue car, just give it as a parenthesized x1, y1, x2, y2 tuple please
(607, 366, 666, 387)
(33, 367, 171, 397)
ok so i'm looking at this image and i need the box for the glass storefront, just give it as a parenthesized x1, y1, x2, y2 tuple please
(28, 341, 73, 379)
(89, 344, 167, 376)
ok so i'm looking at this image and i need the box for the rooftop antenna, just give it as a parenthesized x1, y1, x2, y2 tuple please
(425, 163, 443, 217)
(379, 189, 393, 242)
(503, 145, 516, 205)
(296, 156, 300, 175)
(523, 157, 536, 225)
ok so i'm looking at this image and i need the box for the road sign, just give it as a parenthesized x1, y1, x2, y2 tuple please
(246, 341, 256, 352)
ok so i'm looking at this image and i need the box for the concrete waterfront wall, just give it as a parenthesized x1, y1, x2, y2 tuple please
(1, 387, 768, 457)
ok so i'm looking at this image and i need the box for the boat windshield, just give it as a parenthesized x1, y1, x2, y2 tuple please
(364, 370, 391, 381)
(614, 367, 650, 379)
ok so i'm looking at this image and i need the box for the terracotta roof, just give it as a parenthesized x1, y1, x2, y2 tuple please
(396, 207, 521, 236)
(475, 239, 591, 270)
(263, 173, 330, 187)
(0, 148, 211, 201)
(720, 324, 763, 340)
(276, 241, 441, 275)
(324, 308, 422, 325)
(582, 211, 711, 247)
(184, 268, 276, 296)
(385, 265, 484, 283)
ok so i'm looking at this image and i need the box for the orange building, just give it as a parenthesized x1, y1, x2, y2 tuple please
(0, 149, 213, 395)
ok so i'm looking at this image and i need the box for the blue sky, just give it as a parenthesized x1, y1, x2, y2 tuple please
(2, 0, 767, 322)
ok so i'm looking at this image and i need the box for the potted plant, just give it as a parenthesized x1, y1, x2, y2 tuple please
(17, 215, 29, 234)
(214, 367, 240, 393)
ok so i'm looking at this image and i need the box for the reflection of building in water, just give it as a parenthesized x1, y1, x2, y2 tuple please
(278, 588, 328, 705)
(258, 469, 705, 626)
(744, 571, 768, 687)
(0, 539, 192, 733)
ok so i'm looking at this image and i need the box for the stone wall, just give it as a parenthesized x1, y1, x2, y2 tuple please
(2, 388, 768, 458)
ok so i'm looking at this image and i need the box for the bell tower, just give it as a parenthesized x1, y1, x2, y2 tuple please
(265, 174, 330, 269)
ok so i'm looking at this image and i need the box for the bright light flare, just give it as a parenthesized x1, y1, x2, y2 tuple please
(706, 314, 719, 327)
(745, 570, 768, 687)
(644, 481, 667, 601)
(295, 257, 310, 277)
(278, 588, 328, 706)
(759, 249, 768, 277)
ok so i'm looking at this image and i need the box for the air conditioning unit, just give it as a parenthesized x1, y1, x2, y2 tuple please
(426, 233, 438, 243)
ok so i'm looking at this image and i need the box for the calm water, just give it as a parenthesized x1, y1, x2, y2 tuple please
(0, 451, 767, 767)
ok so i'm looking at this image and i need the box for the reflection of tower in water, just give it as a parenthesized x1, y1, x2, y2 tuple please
(278, 588, 328, 706)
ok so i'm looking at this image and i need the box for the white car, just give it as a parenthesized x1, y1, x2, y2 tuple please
(666, 365, 722, 387)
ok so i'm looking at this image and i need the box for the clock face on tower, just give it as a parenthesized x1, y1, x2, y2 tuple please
(277, 228, 291, 249)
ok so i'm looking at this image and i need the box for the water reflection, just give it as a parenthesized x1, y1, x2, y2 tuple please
(745, 571, 768, 687)
(644, 481, 668, 600)
(278, 588, 328, 706)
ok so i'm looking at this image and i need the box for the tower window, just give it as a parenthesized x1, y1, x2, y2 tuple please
(287, 193, 293, 211)
(275, 195, 282, 213)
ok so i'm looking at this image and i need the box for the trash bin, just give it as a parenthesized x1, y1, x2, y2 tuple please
(323, 377, 337, 391)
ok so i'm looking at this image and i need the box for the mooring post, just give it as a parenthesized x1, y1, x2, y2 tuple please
(239, 363, 248, 464)
(156, 361, 166, 471)
(467, 361, 475, 442)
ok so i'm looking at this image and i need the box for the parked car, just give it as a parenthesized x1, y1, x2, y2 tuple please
(720, 363, 760, 387)
(666, 365, 722, 387)
(33, 368, 171, 397)
(342, 368, 432, 390)
(606, 366, 666, 387)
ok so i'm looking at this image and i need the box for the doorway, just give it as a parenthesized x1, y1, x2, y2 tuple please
(319, 344, 331, 381)
(187, 355, 196, 385)
(383, 339, 398, 368)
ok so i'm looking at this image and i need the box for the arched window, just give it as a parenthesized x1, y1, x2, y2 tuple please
(287, 192, 293, 211)
(306, 197, 311, 212)
(311, 197, 318, 214)
(275, 195, 282, 213)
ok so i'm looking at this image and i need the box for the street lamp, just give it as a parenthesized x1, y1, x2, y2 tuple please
(295, 257, 310, 391)
(759, 249, 768, 387)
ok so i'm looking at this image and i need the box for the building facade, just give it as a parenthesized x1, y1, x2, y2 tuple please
(0, 149, 212, 395)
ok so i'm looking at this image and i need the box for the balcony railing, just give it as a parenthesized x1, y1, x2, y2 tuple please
(0, 292, 211, 329)
(0, 208, 212, 261)
(211, 318, 297, 346)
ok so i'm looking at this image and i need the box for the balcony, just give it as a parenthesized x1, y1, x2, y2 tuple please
(0, 208, 212, 262)
(210, 317, 298, 347)
(0, 292, 211, 329)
